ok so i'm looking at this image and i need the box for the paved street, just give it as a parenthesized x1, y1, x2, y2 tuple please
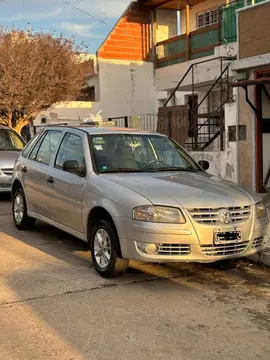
(0, 195, 269, 360)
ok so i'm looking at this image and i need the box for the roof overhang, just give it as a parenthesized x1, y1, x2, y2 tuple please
(231, 53, 270, 72)
(137, 0, 205, 11)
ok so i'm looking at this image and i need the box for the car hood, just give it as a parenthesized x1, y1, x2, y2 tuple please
(101, 171, 261, 208)
(0, 151, 21, 169)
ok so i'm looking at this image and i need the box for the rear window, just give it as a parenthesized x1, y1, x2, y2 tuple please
(0, 128, 25, 151)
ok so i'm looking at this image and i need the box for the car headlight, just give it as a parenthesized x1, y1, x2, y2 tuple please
(255, 201, 266, 219)
(133, 205, 185, 223)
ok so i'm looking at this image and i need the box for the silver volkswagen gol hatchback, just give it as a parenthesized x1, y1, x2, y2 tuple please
(11, 126, 269, 277)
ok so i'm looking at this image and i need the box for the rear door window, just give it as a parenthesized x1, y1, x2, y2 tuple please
(55, 133, 85, 172)
(30, 131, 62, 165)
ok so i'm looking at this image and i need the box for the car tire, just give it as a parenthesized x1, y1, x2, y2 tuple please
(90, 219, 129, 278)
(12, 188, 36, 230)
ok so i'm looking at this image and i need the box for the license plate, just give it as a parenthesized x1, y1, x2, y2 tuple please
(214, 229, 242, 244)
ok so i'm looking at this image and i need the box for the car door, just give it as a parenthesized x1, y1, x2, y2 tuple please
(22, 130, 63, 216)
(44, 130, 88, 233)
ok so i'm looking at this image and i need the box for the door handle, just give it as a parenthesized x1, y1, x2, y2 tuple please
(47, 176, 54, 184)
(22, 166, 27, 173)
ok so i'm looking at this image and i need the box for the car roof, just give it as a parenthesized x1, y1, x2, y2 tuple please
(0, 124, 13, 130)
(41, 125, 164, 136)
(0, 125, 22, 135)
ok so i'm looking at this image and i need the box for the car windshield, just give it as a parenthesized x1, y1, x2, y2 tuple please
(0, 129, 25, 151)
(90, 133, 201, 173)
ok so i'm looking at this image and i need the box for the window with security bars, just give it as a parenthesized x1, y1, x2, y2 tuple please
(197, 8, 219, 28)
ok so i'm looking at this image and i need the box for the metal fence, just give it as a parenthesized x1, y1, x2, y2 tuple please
(107, 114, 158, 132)
(106, 110, 224, 152)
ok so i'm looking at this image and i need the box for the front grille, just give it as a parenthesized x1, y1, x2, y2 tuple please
(188, 206, 251, 225)
(252, 237, 265, 249)
(157, 244, 191, 256)
(201, 241, 249, 256)
(1, 168, 13, 176)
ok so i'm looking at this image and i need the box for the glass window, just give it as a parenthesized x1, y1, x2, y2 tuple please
(31, 131, 62, 165)
(90, 134, 200, 173)
(22, 131, 43, 158)
(55, 133, 85, 172)
(0, 129, 25, 151)
(29, 132, 47, 161)
(197, 8, 218, 29)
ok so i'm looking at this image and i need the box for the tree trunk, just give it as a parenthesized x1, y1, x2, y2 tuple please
(7, 111, 12, 127)
(13, 118, 30, 135)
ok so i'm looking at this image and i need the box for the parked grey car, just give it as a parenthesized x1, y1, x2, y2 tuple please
(0, 125, 25, 192)
(11, 126, 269, 277)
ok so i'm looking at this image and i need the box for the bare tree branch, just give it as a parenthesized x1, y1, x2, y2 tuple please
(0, 27, 86, 134)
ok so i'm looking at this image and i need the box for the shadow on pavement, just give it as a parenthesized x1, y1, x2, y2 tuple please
(0, 196, 270, 359)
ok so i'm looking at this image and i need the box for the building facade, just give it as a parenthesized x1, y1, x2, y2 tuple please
(231, 0, 270, 193)
(36, 0, 269, 193)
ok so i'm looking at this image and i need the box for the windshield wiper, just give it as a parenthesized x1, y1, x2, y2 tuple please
(99, 168, 145, 173)
(145, 167, 200, 172)
(99, 167, 200, 173)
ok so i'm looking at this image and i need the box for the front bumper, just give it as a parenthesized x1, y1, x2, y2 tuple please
(114, 215, 269, 263)
(0, 174, 12, 192)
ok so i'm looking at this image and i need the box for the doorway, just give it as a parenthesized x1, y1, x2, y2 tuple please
(255, 70, 270, 193)
(187, 94, 198, 137)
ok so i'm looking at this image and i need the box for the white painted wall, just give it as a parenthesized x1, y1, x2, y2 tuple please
(35, 101, 94, 126)
(180, 0, 224, 34)
(95, 59, 156, 118)
(36, 59, 157, 123)
(190, 102, 238, 182)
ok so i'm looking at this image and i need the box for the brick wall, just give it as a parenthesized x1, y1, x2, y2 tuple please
(98, 3, 152, 61)
(239, 2, 270, 59)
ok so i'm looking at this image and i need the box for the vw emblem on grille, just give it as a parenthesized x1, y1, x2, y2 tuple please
(218, 209, 232, 224)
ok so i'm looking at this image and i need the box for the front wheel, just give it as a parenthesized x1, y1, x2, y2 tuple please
(90, 220, 129, 278)
(12, 188, 36, 230)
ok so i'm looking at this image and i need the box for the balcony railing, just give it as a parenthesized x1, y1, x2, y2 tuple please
(155, 0, 267, 68)
(156, 24, 220, 68)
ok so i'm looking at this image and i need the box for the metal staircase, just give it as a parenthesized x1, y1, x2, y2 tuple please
(164, 56, 235, 151)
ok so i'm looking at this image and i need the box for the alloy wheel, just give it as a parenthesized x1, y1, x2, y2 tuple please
(14, 194, 24, 224)
(93, 228, 111, 269)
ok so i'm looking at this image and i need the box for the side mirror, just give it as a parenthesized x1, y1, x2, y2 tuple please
(198, 160, 209, 171)
(63, 160, 86, 177)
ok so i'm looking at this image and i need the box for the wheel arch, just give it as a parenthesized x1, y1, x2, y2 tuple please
(11, 179, 23, 198)
(87, 206, 123, 258)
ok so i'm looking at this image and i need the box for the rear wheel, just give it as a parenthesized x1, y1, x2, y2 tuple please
(12, 188, 36, 230)
(90, 219, 129, 278)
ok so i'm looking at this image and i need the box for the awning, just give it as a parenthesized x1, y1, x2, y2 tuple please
(231, 77, 270, 87)
(232, 76, 270, 128)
